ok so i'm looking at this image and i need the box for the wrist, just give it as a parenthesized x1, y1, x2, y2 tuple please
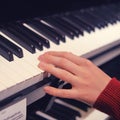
(93, 77, 120, 117)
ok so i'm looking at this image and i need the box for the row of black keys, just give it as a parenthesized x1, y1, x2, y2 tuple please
(0, 3, 120, 62)
(27, 82, 90, 120)
(27, 99, 84, 120)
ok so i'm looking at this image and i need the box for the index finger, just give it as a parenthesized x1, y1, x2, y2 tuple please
(38, 61, 78, 85)
(38, 51, 87, 66)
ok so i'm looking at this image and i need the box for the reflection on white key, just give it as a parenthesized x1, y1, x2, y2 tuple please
(36, 111, 57, 120)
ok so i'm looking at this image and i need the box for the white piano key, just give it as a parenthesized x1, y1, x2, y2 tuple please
(0, 70, 16, 88)
(0, 55, 32, 80)
(0, 54, 43, 86)
(0, 56, 44, 101)
(0, 57, 24, 83)
(0, 82, 7, 92)
(0, 31, 43, 75)
(83, 109, 109, 120)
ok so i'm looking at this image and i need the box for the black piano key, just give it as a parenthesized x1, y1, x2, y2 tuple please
(26, 20, 60, 44)
(49, 17, 76, 39)
(46, 109, 71, 120)
(108, 4, 120, 21)
(74, 13, 95, 31)
(53, 102, 81, 117)
(75, 13, 96, 29)
(43, 17, 74, 39)
(16, 22, 50, 48)
(80, 11, 102, 29)
(88, 8, 109, 25)
(35, 19, 66, 42)
(1, 27, 36, 53)
(60, 98, 90, 112)
(0, 35, 23, 58)
(62, 83, 90, 111)
(46, 110, 67, 120)
(27, 114, 48, 120)
(100, 5, 117, 23)
(100, 55, 120, 80)
(46, 107, 73, 120)
(92, 7, 114, 24)
(8, 23, 43, 51)
(0, 44, 13, 61)
(86, 8, 108, 27)
(46, 102, 80, 120)
(37, 20, 66, 43)
(52, 16, 83, 37)
(85, 10, 105, 28)
(61, 15, 85, 33)
(39, 22, 66, 43)
(65, 15, 92, 33)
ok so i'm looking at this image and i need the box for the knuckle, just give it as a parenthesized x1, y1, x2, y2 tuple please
(82, 58, 92, 66)
(59, 58, 68, 67)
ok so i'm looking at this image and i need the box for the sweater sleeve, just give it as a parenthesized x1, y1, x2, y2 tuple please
(93, 78, 120, 120)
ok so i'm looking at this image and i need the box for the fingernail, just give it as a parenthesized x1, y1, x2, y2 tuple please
(38, 55, 44, 60)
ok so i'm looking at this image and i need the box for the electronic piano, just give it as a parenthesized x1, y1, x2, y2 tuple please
(0, 0, 120, 119)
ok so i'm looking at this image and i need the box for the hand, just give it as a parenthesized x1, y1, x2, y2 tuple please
(38, 51, 111, 106)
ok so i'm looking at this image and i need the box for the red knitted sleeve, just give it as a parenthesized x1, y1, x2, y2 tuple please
(93, 78, 120, 120)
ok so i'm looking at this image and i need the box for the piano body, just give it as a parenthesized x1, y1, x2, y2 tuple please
(0, 0, 120, 119)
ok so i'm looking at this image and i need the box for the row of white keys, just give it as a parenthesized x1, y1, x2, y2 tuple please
(0, 31, 43, 77)
(0, 56, 37, 89)
(0, 32, 45, 98)
(0, 57, 20, 85)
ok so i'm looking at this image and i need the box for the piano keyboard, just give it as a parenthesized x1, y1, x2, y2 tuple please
(0, 2, 120, 119)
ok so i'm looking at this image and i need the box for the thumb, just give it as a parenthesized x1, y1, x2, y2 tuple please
(44, 86, 72, 98)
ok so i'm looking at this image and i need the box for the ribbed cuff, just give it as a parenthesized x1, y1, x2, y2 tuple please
(93, 78, 120, 120)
